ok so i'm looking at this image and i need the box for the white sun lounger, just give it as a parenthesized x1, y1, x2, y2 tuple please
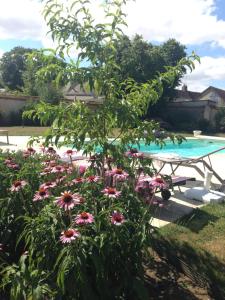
(144, 147, 225, 186)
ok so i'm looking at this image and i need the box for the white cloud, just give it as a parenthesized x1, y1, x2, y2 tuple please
(1, 0, 225, 91)
(0, 0, 44, 40)
(1, 0, 225, 49)
(182, 56, 225, 91)
(125, 0, 225, 48)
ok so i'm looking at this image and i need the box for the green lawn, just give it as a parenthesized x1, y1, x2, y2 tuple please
(0, 126, 50, 136)
(153, 203, 225, 298)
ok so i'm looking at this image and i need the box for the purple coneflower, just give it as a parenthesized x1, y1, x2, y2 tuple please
(126, 148, 143, 158)
(4, 158, 14, 164)
(52, 165, 65, 173)
(10, 180, 27, 192)
(111, 211, 125, 225)
(60, 229, 80, 244)
(54, 191, 81, 210)
(40, 167, 52, 176)
(74, 212, 94, 225)
(7, 163, 20, 170)
(112, 168, 129, 181)
(46, 147, 56, 154)
(150, 177, 167, 189)
(79, 165, 87, 175)
(55, 175, 67, 184)
(102, 187, 121, 198)
(72, 177, 84, 184)
(40, 181, 57, 190)
(33, 188, 50, 202)
(86, 175, 100, 183)
(63, 165, 73, 174)
(64, 149, 77, 157)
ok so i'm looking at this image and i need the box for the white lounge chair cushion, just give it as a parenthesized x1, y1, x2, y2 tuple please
(184, 187, 225, 203)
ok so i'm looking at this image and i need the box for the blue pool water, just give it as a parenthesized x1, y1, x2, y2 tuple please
(137, 138, 225, 157)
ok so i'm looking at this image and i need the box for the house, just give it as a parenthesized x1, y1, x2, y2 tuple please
(63, 83, 104, 109)
(167, 85, 225, 125)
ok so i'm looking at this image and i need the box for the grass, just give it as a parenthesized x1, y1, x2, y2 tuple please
(152, 203, 225, 298)
(1, 126, 225, 139)
(0, 126, 50, 136)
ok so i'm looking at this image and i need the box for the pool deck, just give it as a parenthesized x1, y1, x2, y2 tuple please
(0, 135, 224, 228)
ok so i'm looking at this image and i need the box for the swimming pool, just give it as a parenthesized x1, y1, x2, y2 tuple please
(138, 138, 225, 157)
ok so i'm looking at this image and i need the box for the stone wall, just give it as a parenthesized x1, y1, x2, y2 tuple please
(167, 100, 218, 125)
(0, 94, 39, 125)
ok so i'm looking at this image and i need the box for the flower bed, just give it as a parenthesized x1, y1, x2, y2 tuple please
(0, 147, 171, 299)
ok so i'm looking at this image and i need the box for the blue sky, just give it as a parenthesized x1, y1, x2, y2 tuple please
(0, 0, 225, 92)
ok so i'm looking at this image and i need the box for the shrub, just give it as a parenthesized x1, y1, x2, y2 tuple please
(0, 147, 171, 299)
(197, 118, 211, 132)
(215, 108, 225, 132)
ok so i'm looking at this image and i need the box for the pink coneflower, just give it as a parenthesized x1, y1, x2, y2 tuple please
(108, 168, 129, 181)
(42, 160, 56, 167)
(27, 147, 36, 154)
(86, 175, 101, 183)
(135, 180, 151, 193)
(23, 151, 30, 158)
(111, 211, 125, 225)
(40, 167, 52, 176)
(54, 191, 81, 210)
(63, 165, 73, 174)
(7, 163, 20, 170)
(72, 177, 84, 184)
(55, 175, 67, 184)
(46, 147, 56, 154)
(126, 148, 143, 158)
(150, 178, 167, 189)
(60, 229, 80, 244)
(33, 188, 50, 202)
(49, 161, 57, 167)
(10, 180, 27, 192)
(79, 165, 86, 175)
(74, 212, 94, 225)
(52, 165, 65, 174)
(102, 187, 121, 198)
(40, 181, 57, 190)
(23, 148, 36, 157)
(64, 149, 77, 157)
(4, 158, 14, 164)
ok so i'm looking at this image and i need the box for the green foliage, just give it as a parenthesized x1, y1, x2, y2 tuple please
(113, 35, 187, 117)
(0, 47, 33, 91)
(197, 118, 211, 132)
(2, 1, 200, 299)
(23, 50, 66, 104)
(25, 0, 198, 158)
(215, 108, 225, 131)
(114, 35, 186, 84)
(1, 254, 55, 300)
(0, 147, 156, 299)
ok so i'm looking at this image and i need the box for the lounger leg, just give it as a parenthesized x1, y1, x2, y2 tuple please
(6, 134, 9, 144)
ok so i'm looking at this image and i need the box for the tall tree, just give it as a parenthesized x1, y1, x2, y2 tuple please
(114, 35, 186, 83)
(0, 46, 33, 91)
(23, 50, 66, 103)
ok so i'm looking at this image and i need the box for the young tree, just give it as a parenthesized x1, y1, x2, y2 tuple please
(22, 0, 199, 298)
(27, 0, 198, 155)
(0, 46, 33, 91)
